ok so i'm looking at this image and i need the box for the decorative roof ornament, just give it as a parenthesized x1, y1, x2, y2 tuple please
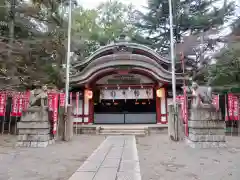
(116, 33, 131, 43)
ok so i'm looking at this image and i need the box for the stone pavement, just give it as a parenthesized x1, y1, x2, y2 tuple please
(68, 136, 141, 180)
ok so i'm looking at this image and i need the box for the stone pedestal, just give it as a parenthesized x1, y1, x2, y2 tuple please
(16, 107, 54, 148)
(186, 105, 226, 148)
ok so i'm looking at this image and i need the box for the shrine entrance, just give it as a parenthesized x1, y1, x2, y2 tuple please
(70, 41, 184, 125)
(94, 91, 156, 124)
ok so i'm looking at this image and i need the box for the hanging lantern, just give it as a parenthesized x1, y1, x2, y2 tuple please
(134, 89, 140, 102)
(110, 90, 116, 102)
(122, 90, 127, 102)
(146, 89, 151, 98)
(86, 90, 93, 99)
(156, 88, 165, 98)
(99, 90, 104, 102)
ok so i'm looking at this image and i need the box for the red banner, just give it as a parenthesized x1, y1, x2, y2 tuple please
(11, 93, 19, 116)
(23, 91, 31, 111)
(59, 93, 65, 107)
(226, 94, 239, 121)
(0, 92, 7, 116)
(212, 94, 219, 111)
(239, 97, 240, 121)
(17, 93, 24, 117)
(48, 93, 54, 111)
(232, 95, 239, 120)
(76, 92, 79, 115)
(52, 93, 59, 134)
(70, 92, 73, 105)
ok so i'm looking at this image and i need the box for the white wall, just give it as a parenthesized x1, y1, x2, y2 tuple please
(72, 99, 83, 123)
(161, 95, 167, 123)
(100, 89, 153, 100)
(84, 91, 89, 123)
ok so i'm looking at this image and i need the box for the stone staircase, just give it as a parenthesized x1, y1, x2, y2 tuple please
(98, 125, 148, 136)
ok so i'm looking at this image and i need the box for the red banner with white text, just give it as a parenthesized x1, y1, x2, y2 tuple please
(212, 94, 219, 111)
(23, 91, 31, 112)
(52, 93, 59, 134)
(225, 94, 239, 121)
(0, 92, 7, 116)
(48, 92, 54, 111)
(11, 93, 19, 116)
(59, 93, 65, 107)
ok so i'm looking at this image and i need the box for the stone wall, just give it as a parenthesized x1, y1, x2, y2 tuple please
(16, 107, 54, 148)
(186, 105, 226, 148)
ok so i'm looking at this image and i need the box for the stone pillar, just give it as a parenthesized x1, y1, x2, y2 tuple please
(57, 107, 65, 141)
(168, 104, 185, 141)
(64, 105, 73, 141)
(186, 105, 226, 148)
(16, 107, 54, 148)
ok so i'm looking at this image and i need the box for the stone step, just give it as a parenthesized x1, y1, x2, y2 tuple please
(99, 126, 147, 130)
(99, 128, 147, 136)
(99, 132, 146, 136)
(100, 129, 145, 133)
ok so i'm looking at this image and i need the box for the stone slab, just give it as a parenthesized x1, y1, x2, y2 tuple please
(16, 140, 53, 148)
(18, 129, 50, 135)
(17, 134, 50, 141)
(68, 172, 95, 180)
(185, 138, 226, 148)
(190, 109, 221, 121)
(101, 158, 120, 168)
(77, 161, 102, 172)
(188, 134, 226, 142)
(21, 112, 48, 122)
(17, 121, 50, 129)
(93, 167, 118, 180)
(119, 160, 141, 173)
(117, 172, 142, 180)
(188, 120, 225, 128)
(189, 128, 225, 135)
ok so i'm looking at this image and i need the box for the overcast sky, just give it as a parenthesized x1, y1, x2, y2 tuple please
(79, 0, 147, 9)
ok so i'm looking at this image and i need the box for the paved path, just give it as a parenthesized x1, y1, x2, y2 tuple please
(68, 136, 141, 180)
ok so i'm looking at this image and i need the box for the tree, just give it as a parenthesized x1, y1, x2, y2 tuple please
(135, 0, 235, 54)
(71, 0, 139, 60)
(0, 0, 76, 90)
(206, 17, 240, 86)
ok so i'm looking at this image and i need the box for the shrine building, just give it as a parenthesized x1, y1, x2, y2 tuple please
(70, 40, 183, 124)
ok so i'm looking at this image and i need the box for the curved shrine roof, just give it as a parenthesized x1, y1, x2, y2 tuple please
(70, 42, 183, 86)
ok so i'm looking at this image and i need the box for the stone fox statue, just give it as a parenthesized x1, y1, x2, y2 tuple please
(29, 85, 48, 108)
(191, 82, 213, 108)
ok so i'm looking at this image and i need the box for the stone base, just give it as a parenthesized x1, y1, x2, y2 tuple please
(186, 107, 226, 148)
(185, 138, 226, 148)
(16, 139, 55, 148)
(16, 107, 54, 148)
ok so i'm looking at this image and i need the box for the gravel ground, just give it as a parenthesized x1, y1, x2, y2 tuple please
(0, 135, 104, 180)
(137, 135, 240, 180)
